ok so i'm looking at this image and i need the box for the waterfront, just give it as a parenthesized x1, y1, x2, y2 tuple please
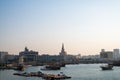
(0, 64, 120, 80)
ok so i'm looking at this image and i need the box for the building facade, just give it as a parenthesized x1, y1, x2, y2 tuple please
(19, 47, 38, 62)
(59, 43, 67, 56)
(6, 54, 19, 63)
(59, 43, 67, 61)
(113, 49, 120, 60)
(37, 54, 64, 62)
(0, 51, 8, 63)
(100, 49, 113, 59)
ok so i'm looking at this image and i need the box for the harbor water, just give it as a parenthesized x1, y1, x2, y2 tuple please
(0, 64, 120, 80)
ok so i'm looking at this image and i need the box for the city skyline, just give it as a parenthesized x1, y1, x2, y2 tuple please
(1, 0, 120, 55)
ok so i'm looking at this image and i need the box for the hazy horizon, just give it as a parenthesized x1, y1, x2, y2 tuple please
(1, 0, 120, 55)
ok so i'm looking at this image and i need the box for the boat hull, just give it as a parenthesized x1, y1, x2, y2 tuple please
(100, 65, 113, 70)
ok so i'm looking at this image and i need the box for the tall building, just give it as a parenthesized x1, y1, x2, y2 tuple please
(59, 43, 67, 61)
(59, 43, 67, 56)
(19, 47, 38, 62)
(113, 49, 120, 60)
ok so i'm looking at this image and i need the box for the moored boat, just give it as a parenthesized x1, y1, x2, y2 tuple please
(42, 72, 71, 79)
(13, 71, 71, 79)
(41, 64, 61, 70)
(100, 64, 113, 70)
(110, 61, 120, 66)
(46, 65, 61, 70)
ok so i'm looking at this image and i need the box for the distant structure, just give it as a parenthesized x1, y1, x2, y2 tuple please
(19, 56, 24, 65)
(0, 51, 8, 63)
(82, 55, 99, 60)
(6, 54, 18, 63)
(59, 43, 67, 61)
(113, 49, 120, 60)
(100, 49, 113, 59)
(19, 47, 38, 62)
(59, 43, 67, 56)
(37, 54, 64, 62)
(37, 44, 68, 63)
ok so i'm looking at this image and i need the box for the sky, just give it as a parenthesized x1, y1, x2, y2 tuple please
(0, 0, 120, 55)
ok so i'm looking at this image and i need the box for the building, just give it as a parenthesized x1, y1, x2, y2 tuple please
(0, 51, 8, 63)
(82, 55, 100, 60)
(6, 54, 19, 63)
(76, 54, 81, 59)
(100, 49, 113, 59)
(19, 56, 24, 64)
(37, 54, 64, 62)
(113, 49, 120, 60)
(37, 44, 68, 63)
(59, 43, 67, 56)
(59, 43, 67, 61)
(19, 47, 38, 62)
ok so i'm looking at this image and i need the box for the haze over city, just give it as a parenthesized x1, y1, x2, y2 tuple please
(0, 0, 120, 55)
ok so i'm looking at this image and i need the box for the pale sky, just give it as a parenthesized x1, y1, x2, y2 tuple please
(0, 0, 120, 55)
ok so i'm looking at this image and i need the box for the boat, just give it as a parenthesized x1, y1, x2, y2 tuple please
(110, 61, 120, 66)
(13, 71, 44, 77)
(100, 64, 113, 70)
(42, 72, 71, 79)
(13, 71, 71, 79)
(46, 65, 60, 70)
(41, 64, 61, 70)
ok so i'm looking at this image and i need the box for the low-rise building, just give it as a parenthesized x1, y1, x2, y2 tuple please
(37, 54, 64, 62)
(0, 51, 8, 63)
(6, 54, 19, 63)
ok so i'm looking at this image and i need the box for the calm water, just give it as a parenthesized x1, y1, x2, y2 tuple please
(0, 64, 120, 80)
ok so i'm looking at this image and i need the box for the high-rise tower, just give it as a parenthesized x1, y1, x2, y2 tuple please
(59, 43, 67, 56)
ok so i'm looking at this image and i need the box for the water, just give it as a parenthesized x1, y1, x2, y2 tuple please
(0, 64, 120, 80)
